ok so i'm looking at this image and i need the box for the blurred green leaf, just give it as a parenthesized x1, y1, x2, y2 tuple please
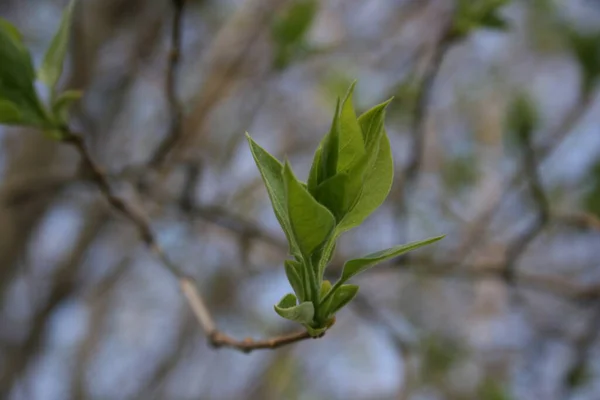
(271, 0, 318, 69)
(451, 0, 511, 39)
(478, 378, 513, 400)
(39, 0, 76, 94)
(420, 336, 464, 379)
(52, 89, 82, 124)
(274, 293, 314, 324)
(565, 28, 600, 94)
(272, 0, 317, 46)
(0, 99, 22, 124)
(442, 154, 479, 192)
(0, 18, 49, 127)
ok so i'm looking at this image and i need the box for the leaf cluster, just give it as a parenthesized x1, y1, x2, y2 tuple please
(0, 0, 80, 138)
(247, 83, 444, 335)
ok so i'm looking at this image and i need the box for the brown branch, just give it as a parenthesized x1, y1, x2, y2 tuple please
(149, 0, 186, 168)
(61, 130, 318, 353)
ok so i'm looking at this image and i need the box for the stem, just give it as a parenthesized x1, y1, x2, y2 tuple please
(307, 259, 319, 316)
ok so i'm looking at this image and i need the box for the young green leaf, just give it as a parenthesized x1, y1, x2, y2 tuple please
(314, 173, 348, 220)
(283, 161, 335, 258)
(336, 133, 394, 234)
(337, 82, 366, 173)
(246, 133, 299, 256)
(358, 97, 393, 150)
(39, 0, 76, 93)
(319, 99, 341, 182)
(284, 260, 306, 302)
(307, 145, 322, 195)
(326, 284, 359, 316)
(274, 293, 314, 324)
(319, 280, 332, 296)
(52, 89, 82, 123)
(341, 235, 445, 282)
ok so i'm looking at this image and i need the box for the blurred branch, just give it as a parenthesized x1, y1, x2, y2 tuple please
(453, 90, 595, 262)
(403, 29, 454, 186)
(0, 207, 108, 397)
(395, 16, 456, 246)
(503, 128, 550, 284)
(73, 256, 131, 400)
(62, 130, 317, 353)
(149, 0, 186, 168)
(561, 302, 600, 399)
(555, 211, 600, 231)
(189, 204, 287, 249)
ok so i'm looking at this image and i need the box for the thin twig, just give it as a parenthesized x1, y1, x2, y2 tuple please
(149, 0, 186, 168)
(62, 131, 317, 352)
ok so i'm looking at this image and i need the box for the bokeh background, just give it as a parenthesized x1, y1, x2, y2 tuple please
(1, 0, 600, 399)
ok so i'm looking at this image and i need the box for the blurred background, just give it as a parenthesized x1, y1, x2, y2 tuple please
(1, 0, 600, 399)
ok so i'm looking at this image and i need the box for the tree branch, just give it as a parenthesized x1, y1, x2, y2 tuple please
(62, 130, 319, 352)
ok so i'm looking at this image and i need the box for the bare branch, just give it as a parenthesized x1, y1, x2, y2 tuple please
(503, 128, 550, 284)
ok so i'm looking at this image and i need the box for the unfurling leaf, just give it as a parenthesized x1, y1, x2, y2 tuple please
(283, 161, 335, 258)
(337, 82, 365, 173)
(246, 133, 300, 257)
(336, 133, 393, 234)
(284, 260, 306, 302)
(341, 235, 445, 283)
(325, 284, 358, 316)
(274, 293, 314, 324)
